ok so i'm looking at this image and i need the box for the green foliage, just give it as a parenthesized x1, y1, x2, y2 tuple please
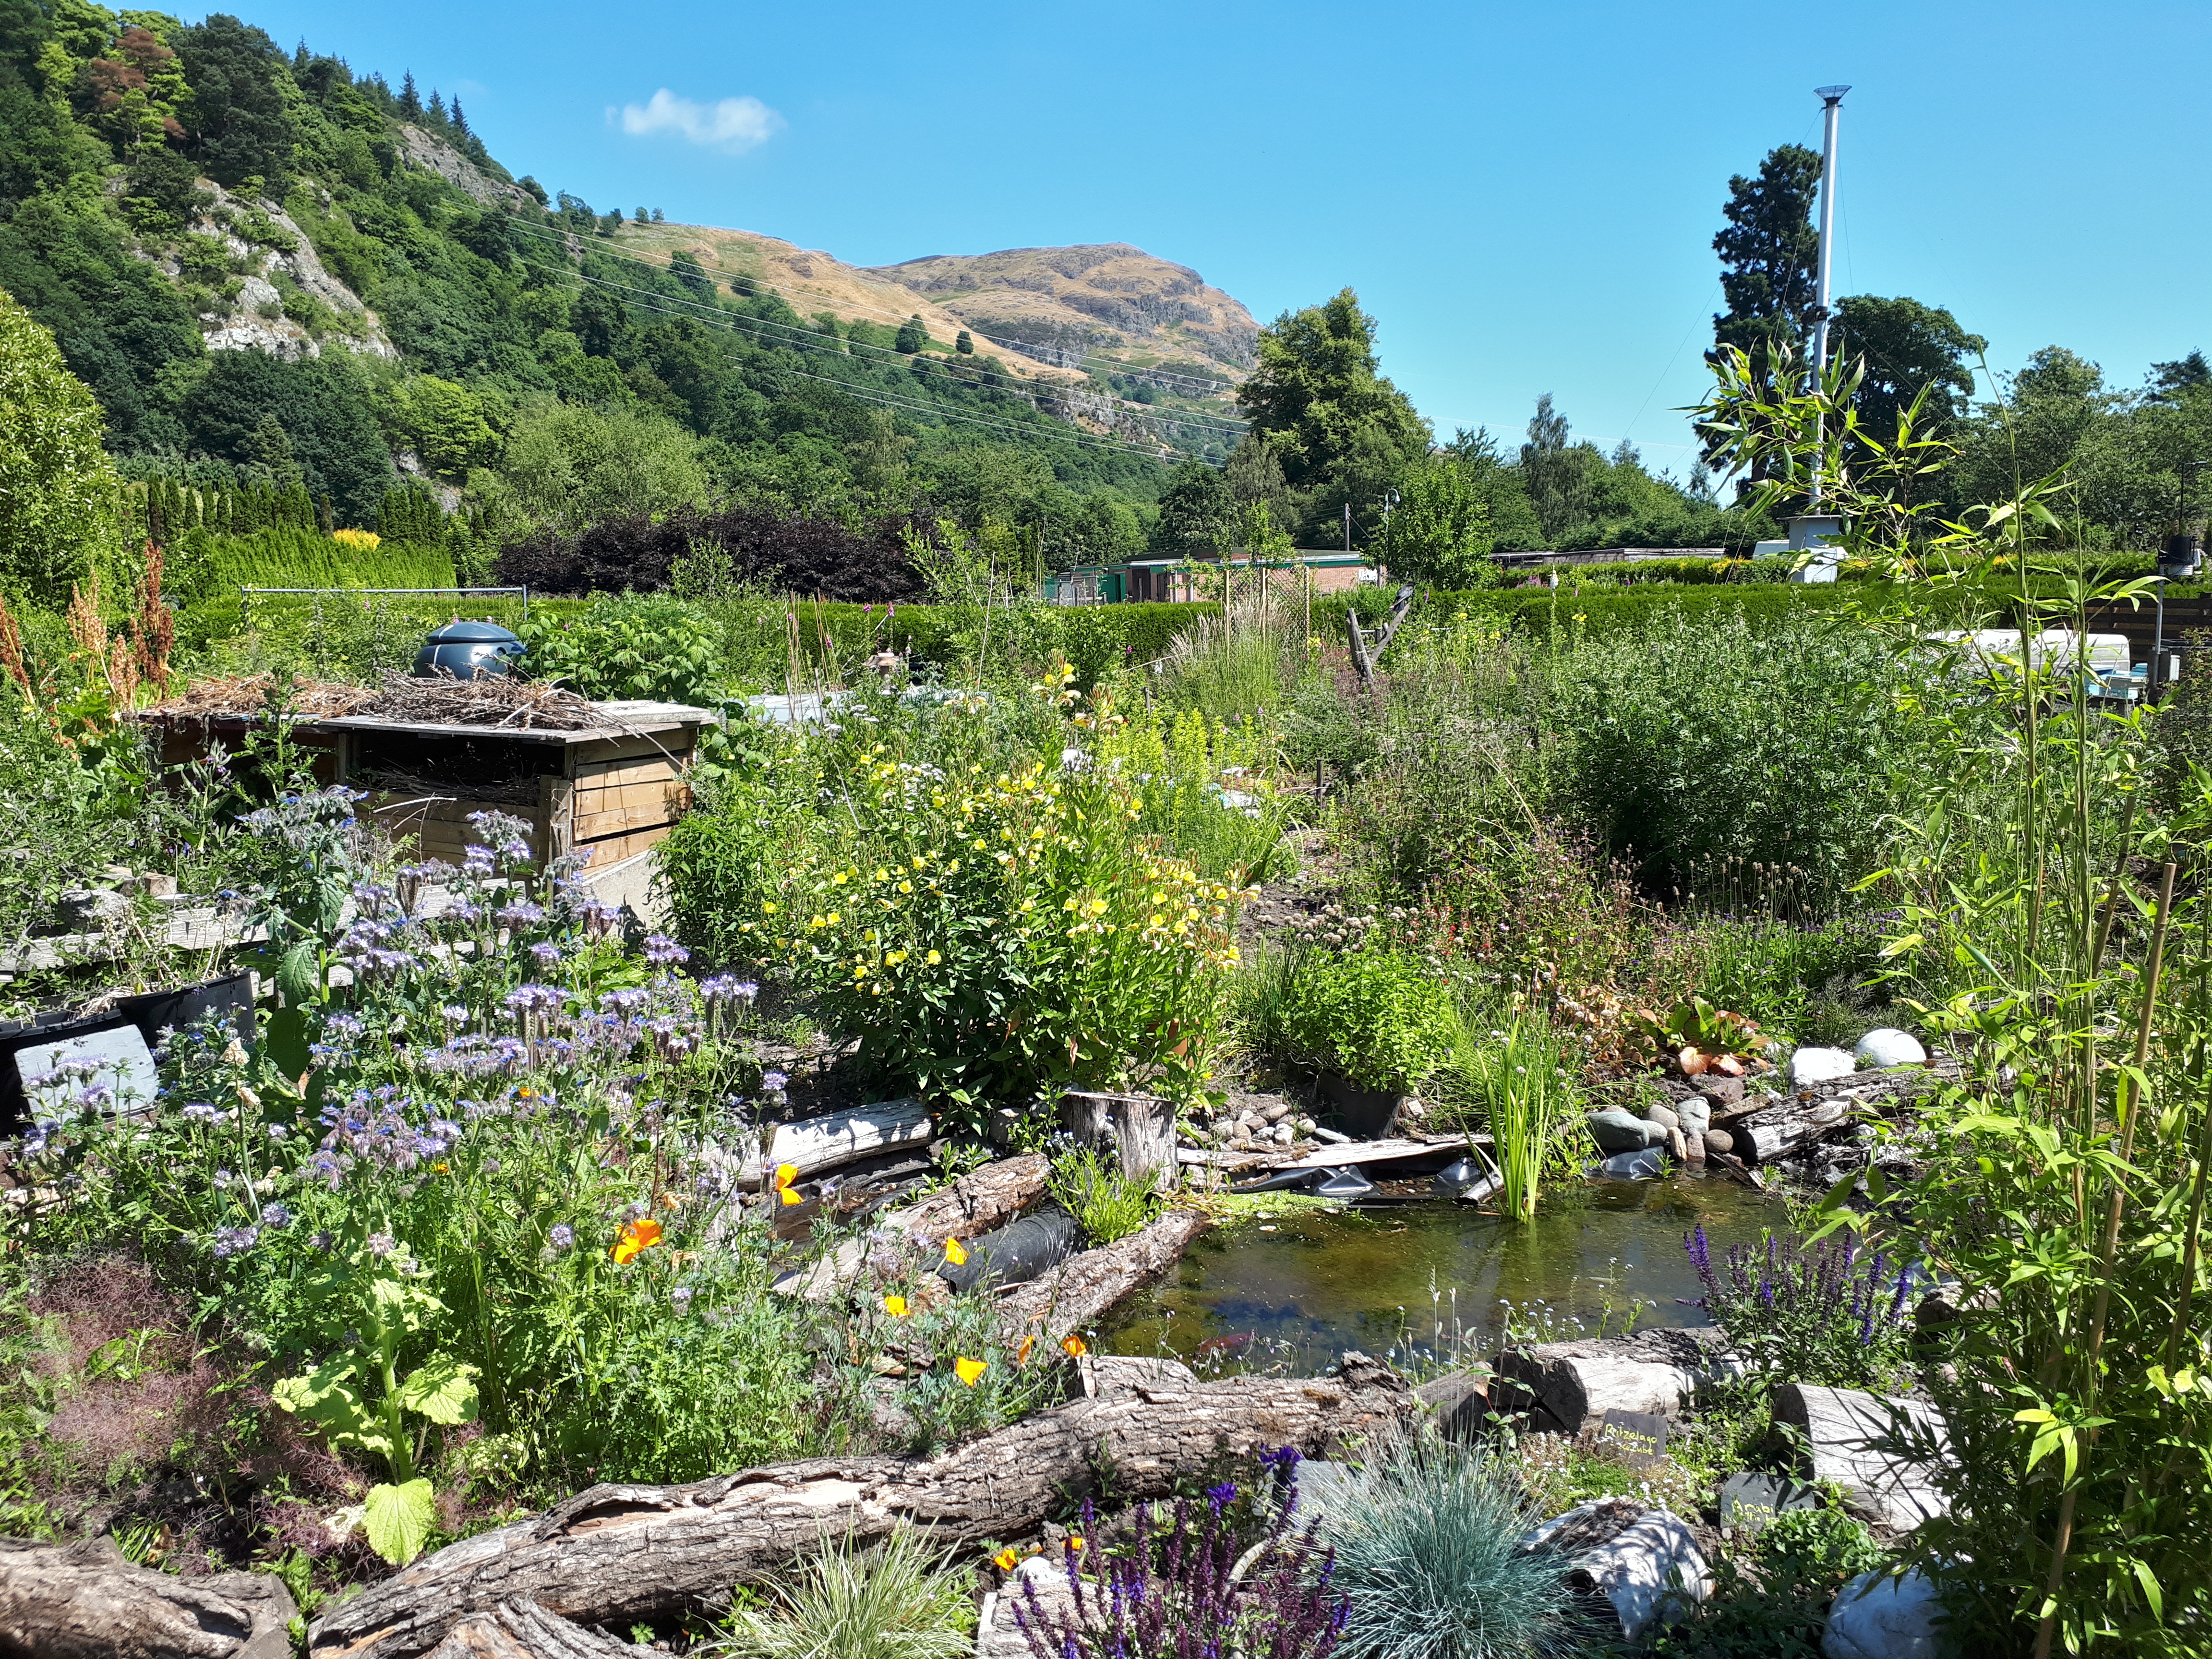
(1379, 455, 1494, 589)
(1706, 142, 1823, 469)
(176, 348, 395, 525)
(0, 284, 123, 603)
(175, 13, 297, 190)
(717, 1525, 974, 1659)
(1237, 288, 1431, 546)
(517, 593, 723, 703)
(1151, 460, 1236, 558)
(1048, 1147, 1158, 1248)
(1324, 1430, 1588, 1659)
(1096, 697, 1289, 881)
(1652, 1508, 1886, 1659)
(1548, 614, 1912, 903)
(1276, 949, 1458, 1091)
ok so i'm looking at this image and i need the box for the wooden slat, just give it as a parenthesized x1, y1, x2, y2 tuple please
(571, 754, 682, 788)
(568, 732, 694, 769)
(571, 777, 683, 814)
(573, 825, 673, 871)
(571, 801, 675, 841)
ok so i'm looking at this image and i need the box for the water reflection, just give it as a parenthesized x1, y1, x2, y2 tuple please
(1098, 1174, 1783, 1376)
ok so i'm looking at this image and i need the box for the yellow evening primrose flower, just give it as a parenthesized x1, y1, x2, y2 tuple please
(926, 950, 941, 965)
(899, 880, 913, 893)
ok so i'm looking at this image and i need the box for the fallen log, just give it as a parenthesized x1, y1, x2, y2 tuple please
(306, 1354, 1416, 1659)
(1728, 1099, 1853, 1167)
(1770, 1382, 1951, 1531)
(997, 1207, 1211, 1343)
(422, 1600, 633, 1659)
(772, 1154, 1051, 1298)
(0, 1535, 297, 1659)
(737, 1097, 933, 1182)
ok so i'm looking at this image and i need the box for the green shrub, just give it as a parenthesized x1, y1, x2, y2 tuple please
(1048, 1147, 1157, 1247)
(517, 592, 723, 703)
(1276, 950, 1458, 1090)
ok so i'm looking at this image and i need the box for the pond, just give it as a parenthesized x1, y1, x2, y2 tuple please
(1098, 1173, 1784, 1376)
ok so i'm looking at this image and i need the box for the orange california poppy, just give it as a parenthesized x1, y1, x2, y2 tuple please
(944, 1237, 968, 1266)
(1061, 1334, 1088, 1358)
(1016, 1334, 1036, 1365)
(1067, 1535, 1086, 1552)
(884, 1295, 909, 1317)
(993, 1547, 1019, 1571)
(954, 1356, 987, 1386)
(611, 1217, 664, 1263)
(775, 1162, 800, 1189)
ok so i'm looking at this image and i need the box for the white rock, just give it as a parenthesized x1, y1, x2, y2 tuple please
(1496, 1348, 1696, 1434)
(1853, 1029, 1927, 1069)
(1823, 1568, 1943, 1659)
(1773, 1383, 1951, 1531)
(1523, 1504, 1709, 1638)
(1789, 1046, 1858, 1087)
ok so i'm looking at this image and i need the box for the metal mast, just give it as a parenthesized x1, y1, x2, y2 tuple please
(1807, 85, 1849, 506)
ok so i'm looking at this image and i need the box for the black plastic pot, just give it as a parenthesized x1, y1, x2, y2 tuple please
(936, 1205, 1081, 1293)
(0, 1012, 136, 1133)
(1322, 1074, 1402, 1140)
(118, 972, 253, 1047)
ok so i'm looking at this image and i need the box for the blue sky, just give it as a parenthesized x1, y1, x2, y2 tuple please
(246, 0, 2209, 478)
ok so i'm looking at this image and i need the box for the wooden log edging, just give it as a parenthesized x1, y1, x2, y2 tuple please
(306, 1356, 1416, 1659)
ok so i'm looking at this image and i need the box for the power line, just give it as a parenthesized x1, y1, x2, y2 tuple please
(503, 217, 1247, 398)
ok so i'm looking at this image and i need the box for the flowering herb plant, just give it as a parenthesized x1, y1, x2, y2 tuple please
(733, 665, 1248, 1130)
(1686, 1223, 1914, 1390)
(1015, 1455, 1347, 1659)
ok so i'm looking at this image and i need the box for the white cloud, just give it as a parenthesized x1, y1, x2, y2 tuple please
(615, 90, 783, 154)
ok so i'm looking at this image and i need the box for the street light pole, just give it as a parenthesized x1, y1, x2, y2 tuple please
(1808, 84, 1850, 509)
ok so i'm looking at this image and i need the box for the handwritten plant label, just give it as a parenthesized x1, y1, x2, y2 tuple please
(1717, 1471, 1820, 1535)
(1594, 1409, 1668, 1468)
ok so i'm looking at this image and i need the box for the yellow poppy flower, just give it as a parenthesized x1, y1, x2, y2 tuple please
(954, 1356, 987, 1386)
(1016, 1334, 1036, 1365)
(1061, 1334, 1088, 1357)
(611, 1218, 663, 1263)
(993, 1547, 1019, 1571)
(1067, 1535, 1086, 1552)
(943, 1237, 968, 1266)
(884, 1295, 909, 1317)
(776, 1162, 799, 1188)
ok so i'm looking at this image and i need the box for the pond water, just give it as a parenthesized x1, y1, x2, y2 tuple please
(1099, 1173, 1784, 1376)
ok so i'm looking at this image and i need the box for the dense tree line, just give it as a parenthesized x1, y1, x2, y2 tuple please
(1708, 141, 2212, 544)
(0, 1, 1173, 600)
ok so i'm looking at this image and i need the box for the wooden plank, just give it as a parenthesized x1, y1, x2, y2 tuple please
(570, 801, 675, 841)
(1265, 1134, 1477, 1173)
(570, 777, 684, 814)
(736, 1098, 934, 1182)
(569, 732, 695, 769)
(573, 825, 672, 871)
(573, 754, 682, 787)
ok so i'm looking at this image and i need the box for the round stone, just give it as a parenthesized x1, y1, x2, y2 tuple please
(1853, 1028, 1927, 1069)
(1704, 1129, 1733, 1156)
(1647, 1104, 1680, 1132)
(1788, 1046, 1857, 1088)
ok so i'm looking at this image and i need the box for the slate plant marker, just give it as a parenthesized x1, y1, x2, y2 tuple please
(1716, 1470, 1821, 1536)
(1594, 1409, 1668, 1469)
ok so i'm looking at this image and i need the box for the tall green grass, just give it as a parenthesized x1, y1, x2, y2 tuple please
(713, 1525, 973, 1659)
(172, 527, 457, 601)
(1453, 1012, 1576, 1222)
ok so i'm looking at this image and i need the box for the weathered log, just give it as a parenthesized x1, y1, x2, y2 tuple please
(772, 1155, 1053, 1298)
(0, 1536, 297, 1659)
(1728, 1099, 1852, 1166)
(421, 1600, 634, 1659)
(997, 1208, 1211, 1343)
(737, 1097, 932, 1182)
(307, 1354, 1416, 1659)
(1062, 1091, 1176, 1189)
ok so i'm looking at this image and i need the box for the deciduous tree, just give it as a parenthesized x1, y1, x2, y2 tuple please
(0, 284, 123, 604)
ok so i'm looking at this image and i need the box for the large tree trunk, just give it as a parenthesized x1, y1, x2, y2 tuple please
(0, 1536, 297, 1659)
(998, 1208, 1210, 1343)
(308, 1355, 1413, 1659)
